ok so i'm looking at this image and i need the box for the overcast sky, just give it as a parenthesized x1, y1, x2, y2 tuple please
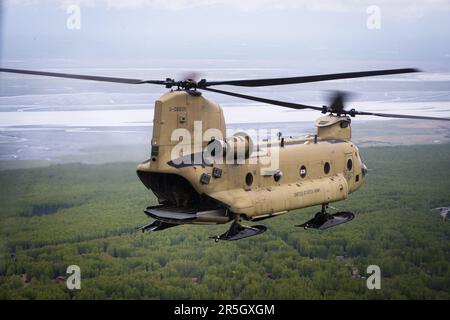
(1, 0, 450, 69)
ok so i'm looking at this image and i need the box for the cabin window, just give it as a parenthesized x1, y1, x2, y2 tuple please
(200, 173, 211, 185)
(300, 165, 307, 178)
(212, 167, 222, 178)
(324, 162, 331, 175)
(355, 174, 360, 182)
(347, 159, 353, 170)
(274, 171, 282, 182)
(245, 172, 253, 186)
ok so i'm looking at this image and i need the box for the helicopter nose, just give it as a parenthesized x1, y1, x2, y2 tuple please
(362, 163, 368, 177)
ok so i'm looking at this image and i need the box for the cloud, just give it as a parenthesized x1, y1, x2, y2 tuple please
(4, 0, 450, 16)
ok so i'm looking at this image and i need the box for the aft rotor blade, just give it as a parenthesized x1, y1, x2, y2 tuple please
(0, 68, 166, 85)
(204, 68, 419, 87)
(201, 87, 323, 111)
(353, 110, 450, 121)
(203, 87, 450, 122)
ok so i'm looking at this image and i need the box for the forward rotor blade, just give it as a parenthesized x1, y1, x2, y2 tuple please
(353, 110, 450, 121)
(0, 68, 166, 85)
(201, 87, 323, 111)
(204, 68, 419, 87)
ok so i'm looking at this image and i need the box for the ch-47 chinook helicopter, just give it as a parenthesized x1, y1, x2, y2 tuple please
(1, 67, 450, 242)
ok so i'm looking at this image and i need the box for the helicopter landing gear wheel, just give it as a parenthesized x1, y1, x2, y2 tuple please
(209, 216, 267, 242)
(297, 204, 355, 230)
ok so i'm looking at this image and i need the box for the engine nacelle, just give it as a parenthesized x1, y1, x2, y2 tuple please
(206, 132, 254, 162)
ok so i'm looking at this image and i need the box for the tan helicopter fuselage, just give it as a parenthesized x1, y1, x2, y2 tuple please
(137, 91, 366, 224)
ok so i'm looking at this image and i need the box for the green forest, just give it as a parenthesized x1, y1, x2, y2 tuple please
(0, 144, 449, 299)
